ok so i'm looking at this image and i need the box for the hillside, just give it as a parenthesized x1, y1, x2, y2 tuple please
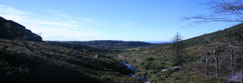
(116, 23, 243, 83)
(0, 17, 42, 41)
(0, 17, 140, 83)
(65, 40, 153, 50)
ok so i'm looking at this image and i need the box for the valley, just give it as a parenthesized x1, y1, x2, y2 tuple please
(0, 16, 243, 83)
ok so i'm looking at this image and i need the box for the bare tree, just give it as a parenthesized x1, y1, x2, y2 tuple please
(226, 40, 242, 77)
(204, 37, 223, 77)
(212, 44, 219, 77)
(203, 37, 211, 75)
(184, 0, 243, 23)
(228, 41, 235, 76)
(174, 33, 183, 57)
(204, 37, 243, 78)
(172, 33, 183, 65)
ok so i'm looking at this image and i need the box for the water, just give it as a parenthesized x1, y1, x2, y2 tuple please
(226, 72, 243, 83)
(122, 61, 150, 83)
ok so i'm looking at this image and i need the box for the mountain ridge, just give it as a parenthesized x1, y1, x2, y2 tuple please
(0, 16, 42, 41)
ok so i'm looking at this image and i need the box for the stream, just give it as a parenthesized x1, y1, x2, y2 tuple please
(122, 61, 150, 83)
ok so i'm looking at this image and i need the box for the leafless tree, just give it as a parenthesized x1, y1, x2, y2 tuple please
(204, 37, 223, 77)
(226, 40, 242, 77)
(227, 41, 235, 76)
(184, 0, 243, 23)
(172, 33, 183, 65)
(205, 37, 243, 78)
(203, 37, 211, 75)
(173, 33, 183, 57)
(212, 44, 219, 77)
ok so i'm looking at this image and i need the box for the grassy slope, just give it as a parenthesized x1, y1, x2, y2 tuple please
(116, 23, 243, 83)
(0, 39, 140, 83)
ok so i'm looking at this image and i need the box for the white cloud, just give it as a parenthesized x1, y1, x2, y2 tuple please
(121, 22, 135, 28)
(28, 25, 101, 41)
(37, 21, 78, 28)
(0, 5, 25, 15)
(0, 4, 105, 41)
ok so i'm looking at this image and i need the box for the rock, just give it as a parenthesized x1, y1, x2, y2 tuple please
(161, 69, 169, 72)
(161, 66, 181, 72)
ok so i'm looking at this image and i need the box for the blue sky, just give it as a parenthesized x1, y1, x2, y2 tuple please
(0, 0, 240, 41)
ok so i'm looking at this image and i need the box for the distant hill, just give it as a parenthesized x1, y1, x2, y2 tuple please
(0, 17, 140, 83)
(145, 41, 172, 44)
(0, 17, 42, 41)
(65, 40, 153, 50)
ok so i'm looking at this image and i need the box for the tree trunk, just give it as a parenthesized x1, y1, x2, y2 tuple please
(241, 71, 243, 83)
(213, 54, 218, 77)
(230, 45, 234, 76)
(214, 44, 219, 77)
(176, 43, 179, 63)
(206, 55, 209, 75)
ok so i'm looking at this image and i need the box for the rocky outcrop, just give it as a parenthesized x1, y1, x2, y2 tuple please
(0, 16, 42, 41)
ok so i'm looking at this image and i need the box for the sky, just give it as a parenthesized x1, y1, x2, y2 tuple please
(0, 0, 240, 41)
